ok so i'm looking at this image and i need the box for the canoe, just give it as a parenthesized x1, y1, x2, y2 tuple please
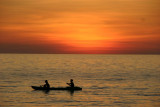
(31, 86, 82, 91)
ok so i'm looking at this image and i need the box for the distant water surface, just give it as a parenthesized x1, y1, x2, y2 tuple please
(0, 54, 160, 107)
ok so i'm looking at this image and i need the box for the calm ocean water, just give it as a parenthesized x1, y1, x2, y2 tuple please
(0, 54, 160, 107)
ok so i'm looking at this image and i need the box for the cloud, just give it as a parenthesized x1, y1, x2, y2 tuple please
(0, 40, 73, 54)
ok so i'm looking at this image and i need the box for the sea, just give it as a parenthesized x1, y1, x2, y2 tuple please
(0, 54, 160, 107)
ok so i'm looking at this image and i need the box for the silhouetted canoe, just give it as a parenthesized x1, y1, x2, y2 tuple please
(31, 86, 82, 90)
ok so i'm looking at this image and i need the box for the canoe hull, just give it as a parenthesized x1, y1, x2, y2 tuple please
(31, 86, 82, 90)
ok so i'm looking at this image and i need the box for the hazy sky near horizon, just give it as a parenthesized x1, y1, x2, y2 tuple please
(0, 0, 160, 54)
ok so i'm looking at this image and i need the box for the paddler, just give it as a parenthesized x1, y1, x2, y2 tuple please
(67, 79, 74, 88)
(44, 80, 50, 89)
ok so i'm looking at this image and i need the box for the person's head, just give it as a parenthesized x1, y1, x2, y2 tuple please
(70, 79, 73, 82)
(45, 80, 48, 83)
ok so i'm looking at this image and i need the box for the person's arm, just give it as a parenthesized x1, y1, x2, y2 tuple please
(66, 83, 71, 86)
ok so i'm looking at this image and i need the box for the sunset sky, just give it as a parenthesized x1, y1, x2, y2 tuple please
(0, 0, 160, 54)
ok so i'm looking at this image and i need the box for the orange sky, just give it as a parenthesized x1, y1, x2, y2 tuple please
(0, 0, 160, 54)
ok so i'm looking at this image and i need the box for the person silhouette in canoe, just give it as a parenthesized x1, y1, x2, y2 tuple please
(67, 79, 74, 88)
(43, 80, 50, 89)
